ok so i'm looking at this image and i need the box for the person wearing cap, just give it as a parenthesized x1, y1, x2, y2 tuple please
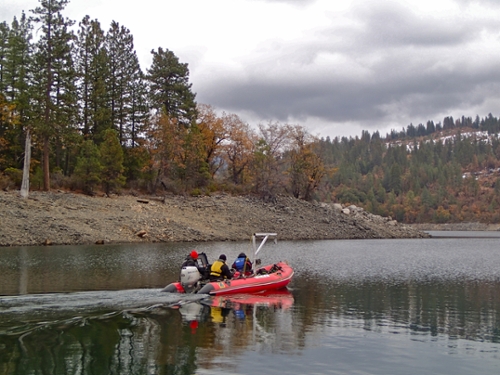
(181, 250, 206, 277)
(209, 254, 233, 281)
(181, 250, 199, 268)
(231, 252, 253, 276)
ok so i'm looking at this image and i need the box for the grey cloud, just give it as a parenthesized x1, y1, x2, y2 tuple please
(195, 0, 500, 134)
(349, 2, 485, 48)
(247, 1, 490, 77)
(197, 44, 500, 131)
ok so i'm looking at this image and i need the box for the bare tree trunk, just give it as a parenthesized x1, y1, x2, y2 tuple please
(20, 130, 31, 198)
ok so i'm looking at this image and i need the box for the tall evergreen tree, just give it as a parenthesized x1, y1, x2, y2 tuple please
(123, 63, 149, 183)
(146, 47, 197, 126)
(106, 21, 145, 145)
(0, 23, 11, 170)
(128, 62, 148, 147)
(0, 14, 32, 169)
(30, 0, 77, 189)
(0, 13, 31, 168)
(75, 16, 110, 144)
(0, 21, 10, 93)
(4, 13, 32, 105)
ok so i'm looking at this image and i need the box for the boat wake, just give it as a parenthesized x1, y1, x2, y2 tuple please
(0, 289, 209, 335)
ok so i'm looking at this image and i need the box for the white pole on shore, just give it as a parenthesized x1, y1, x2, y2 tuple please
(20, 129, 31, 198)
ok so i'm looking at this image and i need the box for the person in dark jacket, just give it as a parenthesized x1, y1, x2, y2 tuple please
(209, 254, 233, 281)
(181, 250, 207, 277)
(181, 250, 199, 268)
(231, 252, 252, 275)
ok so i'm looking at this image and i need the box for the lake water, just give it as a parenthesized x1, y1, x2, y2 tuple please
(1, 234, 499, 374)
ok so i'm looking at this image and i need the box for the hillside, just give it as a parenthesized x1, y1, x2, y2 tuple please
(0, 190, 428, 247)
(322, 124, 500, 224)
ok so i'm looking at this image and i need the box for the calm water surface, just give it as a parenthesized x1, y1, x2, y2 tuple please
(1, 234, 499, 374)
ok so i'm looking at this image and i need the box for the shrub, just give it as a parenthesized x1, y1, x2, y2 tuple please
(190, 188, 202, 197)
(3, 168, 22, 188)
(0, 173, 12, 190)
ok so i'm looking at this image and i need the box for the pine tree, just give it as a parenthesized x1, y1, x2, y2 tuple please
(4, 13, 32, 106)
(0, 15, 32, 169)
(73, 139, 101, 194)
(75, 16, 111, 144)
(0, 21, 10, 93)
(0, 93, 19, 170)
(128, 63, 148, 148)
(106, 21, 145, 145)
(29, 0, 77, 190)
(146, 47, 197, 126)
(99, 128, 125, 194)
(123, 64, 149, 183)
(96, 20, 149, 187)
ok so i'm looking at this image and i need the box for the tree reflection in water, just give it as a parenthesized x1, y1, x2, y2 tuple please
(0, 291, 296, 374)
(2, 279, 498, 374)
(2, 237, 500, 374)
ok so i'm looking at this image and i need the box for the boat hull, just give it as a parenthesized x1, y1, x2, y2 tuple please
(162, 261, 293, 296)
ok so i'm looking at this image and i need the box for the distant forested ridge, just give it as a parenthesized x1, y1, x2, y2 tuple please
(317, 116, 500, 224)
(1, 1, 499, 224)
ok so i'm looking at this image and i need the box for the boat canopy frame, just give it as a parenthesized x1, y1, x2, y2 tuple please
(252, 233, 277, 264)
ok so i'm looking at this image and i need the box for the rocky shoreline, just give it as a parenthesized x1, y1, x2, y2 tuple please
(411, 222, 500, 231)
(0, 190, 430, 247)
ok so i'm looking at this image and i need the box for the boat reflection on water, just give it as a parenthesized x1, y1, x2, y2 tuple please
(210, 288, 294, 310)
(178, 289, 294, 330)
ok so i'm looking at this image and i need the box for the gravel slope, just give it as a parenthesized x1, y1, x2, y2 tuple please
(0, 190, 429, 247)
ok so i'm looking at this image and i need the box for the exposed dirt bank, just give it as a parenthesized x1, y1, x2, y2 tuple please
(411, 223, 500, 231)
(0, 190, 429, 247)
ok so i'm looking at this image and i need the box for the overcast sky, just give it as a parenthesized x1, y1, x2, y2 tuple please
(3, 0, 500, 139)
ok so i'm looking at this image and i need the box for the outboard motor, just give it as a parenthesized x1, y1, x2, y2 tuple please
(180, 266, 201, 293)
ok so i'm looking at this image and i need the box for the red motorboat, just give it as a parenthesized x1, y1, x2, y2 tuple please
(197, 261, 293, 295)
(162, 233, 294, 296)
